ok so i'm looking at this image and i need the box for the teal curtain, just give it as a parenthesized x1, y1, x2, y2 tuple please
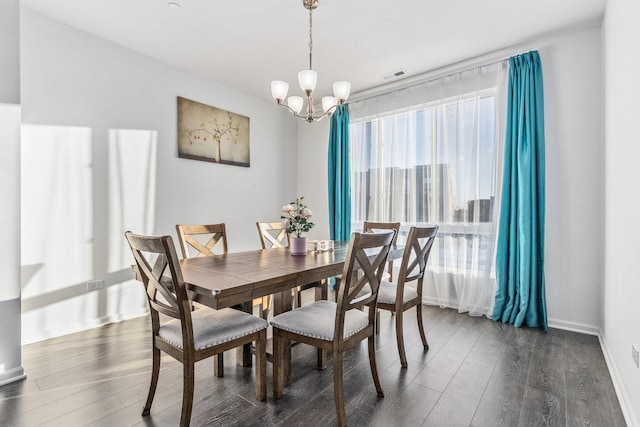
(493, 51, 547, 331)
(328, 104, 351, 241)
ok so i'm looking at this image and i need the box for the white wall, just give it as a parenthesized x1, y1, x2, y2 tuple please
(603, 0, 640, 424)
(540, 27, 603, 334)
(297, 27, 604, 333)
(20, 8, 297, 343)
(297, 118, 331, 241)
(0, 0, 25, 386)
(0, 0, 20, 105)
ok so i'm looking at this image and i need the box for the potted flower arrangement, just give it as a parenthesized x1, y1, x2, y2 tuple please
(281, 196, 314, 255)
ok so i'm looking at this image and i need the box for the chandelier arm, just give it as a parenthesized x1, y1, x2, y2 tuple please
(276, 103, 316, 122)
(285, 105, 306, 119)
(311, 106, 336, 121)
(276, 102, 331, 122)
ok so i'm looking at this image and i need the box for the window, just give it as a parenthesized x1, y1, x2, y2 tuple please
(351, 92, 497, 272)
(348, 62, 508, 316)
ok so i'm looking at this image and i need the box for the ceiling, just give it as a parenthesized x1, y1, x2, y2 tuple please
(21, 0, 606, 102)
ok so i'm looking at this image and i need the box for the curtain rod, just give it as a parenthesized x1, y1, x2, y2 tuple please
(349, 58, 507, 104)
(349, 18, 601, 104)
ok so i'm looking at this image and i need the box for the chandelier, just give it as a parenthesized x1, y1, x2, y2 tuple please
(270, 0, 351, 122)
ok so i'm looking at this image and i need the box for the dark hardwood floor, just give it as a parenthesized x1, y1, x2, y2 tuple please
(0, 305, 626, 426)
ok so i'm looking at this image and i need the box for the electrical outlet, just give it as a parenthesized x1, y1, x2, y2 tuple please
(87, 280, 105, 292)
(632, 345, 639, 368)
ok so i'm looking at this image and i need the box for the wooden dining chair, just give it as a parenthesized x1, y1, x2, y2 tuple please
(333, 221, 400, 300)
(376, 225, 438, 368)
(256, 220, 329, 369)
(125, 231, 267, 427)
(176, 223, 269, 377)
(177, 224, 270, 315)
(175, 223, 228, 258)
(256, 221, 323, 308)
(254, 221, 285, 319)
(363, 221, 401, 282)
(271, 231, 394, 426)
(256, 221, 289, 249)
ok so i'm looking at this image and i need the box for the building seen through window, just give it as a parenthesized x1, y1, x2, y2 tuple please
(351, 94, 497, 273)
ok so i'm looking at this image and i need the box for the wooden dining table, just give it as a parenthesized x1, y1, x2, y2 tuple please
(180, 242, 350, 314)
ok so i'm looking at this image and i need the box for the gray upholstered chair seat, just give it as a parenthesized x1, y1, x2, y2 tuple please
(270, 300, 369, 341)
(159, 307, 268, 350)
(377, 281, 418, 305)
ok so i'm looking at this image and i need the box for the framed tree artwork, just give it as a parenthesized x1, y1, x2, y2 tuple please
(177, 96, 250, 167)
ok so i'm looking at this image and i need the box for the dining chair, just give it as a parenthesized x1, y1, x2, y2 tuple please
(257, 220, 329, 370)
(271, 231, 394, 426)
(256, 221, 289, 249)
(176, 223, 269, 376)
(175, 223, 228, 258)
(125, 231, 267, 427)
(256, 221, 324, 308)
(333, 221, 400, 296)
(362, 221, 401, 282)
(376, 225, 438, 368)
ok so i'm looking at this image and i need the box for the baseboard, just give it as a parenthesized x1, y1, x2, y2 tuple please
(547, 317, 600, 336)
(0, 366, 26, 387)
(598, 333, 639, 427)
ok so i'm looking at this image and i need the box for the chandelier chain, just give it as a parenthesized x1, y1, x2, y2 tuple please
(308, 6, 313, 70)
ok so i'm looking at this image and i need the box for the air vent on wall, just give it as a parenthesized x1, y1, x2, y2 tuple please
(382, 70, 407, 80)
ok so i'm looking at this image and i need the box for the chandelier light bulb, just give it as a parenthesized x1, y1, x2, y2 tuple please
(271, 80, 289, 103)
(333, 81, 351, 103)
(298, 70, 318, 94)
(287, 96, 304, 115)
(322, 96, 338, 114)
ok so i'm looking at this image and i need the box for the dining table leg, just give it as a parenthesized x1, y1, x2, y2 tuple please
(236, 300, 254, 367)
(273, 289, 292, 384)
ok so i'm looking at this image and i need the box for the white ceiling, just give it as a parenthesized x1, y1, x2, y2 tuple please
(21, 0, 606, 102)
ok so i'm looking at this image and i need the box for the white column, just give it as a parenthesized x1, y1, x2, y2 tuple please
(0, 0, 25, 386)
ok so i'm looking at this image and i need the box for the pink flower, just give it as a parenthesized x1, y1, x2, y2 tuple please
(282, 205, 295, 216)
(280, 196, 315, 238)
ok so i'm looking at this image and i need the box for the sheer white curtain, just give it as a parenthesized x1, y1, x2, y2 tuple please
(349, 62, 508, 317)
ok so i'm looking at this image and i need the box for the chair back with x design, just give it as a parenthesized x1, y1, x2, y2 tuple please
(336, 231, 395, 332)
(256, 221, 289, 249)
(175, 223, 228, 258)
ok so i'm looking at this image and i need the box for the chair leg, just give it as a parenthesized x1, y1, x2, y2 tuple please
(255, 330, 267, 401)
(142, 347, 161, 416)
(368, 334, 384, 397)
(180, 360, 195, 427)
(375, 309, 380, 334)
(214, 353, 224, 377)
(296, 286, 302, 308)
(315, 279, 328, 301)
(333, 351, 347, 427)
(395, 310, 408, 368)
(317, 348, 327, 370)
(416, 303, 429, 351)
(261, 296, 271, 320)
